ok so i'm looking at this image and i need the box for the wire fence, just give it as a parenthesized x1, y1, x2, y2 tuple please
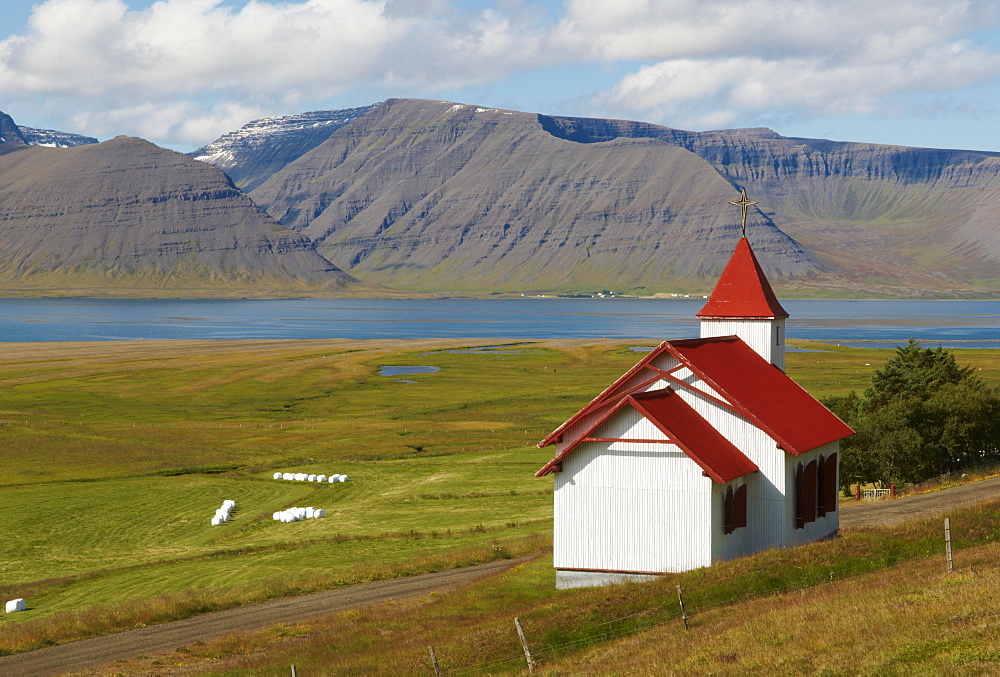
(429, 520, 997, 675)
(899, 459, 1000, 497)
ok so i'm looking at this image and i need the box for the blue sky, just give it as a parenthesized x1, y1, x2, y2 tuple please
(2, 0, 1000, 153)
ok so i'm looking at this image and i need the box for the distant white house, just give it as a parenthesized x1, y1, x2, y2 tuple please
(537, 233, 853, 589)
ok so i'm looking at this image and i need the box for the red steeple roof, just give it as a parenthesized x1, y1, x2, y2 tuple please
(697, 237, 788, 319)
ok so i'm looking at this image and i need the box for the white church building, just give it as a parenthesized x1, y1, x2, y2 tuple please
(537, 200, 854, 589)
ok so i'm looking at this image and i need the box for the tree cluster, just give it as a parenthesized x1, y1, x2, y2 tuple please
(824, 339, 1000, 487)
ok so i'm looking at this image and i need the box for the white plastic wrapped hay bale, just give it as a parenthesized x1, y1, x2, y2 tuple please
(315, 508, 325, 518)
(307, 474, 317, 482)
(328, 474, 340, 483)
(283, 472, 293, 480)
(295, 473, 307, 481)
(304, 507, 315, 519)
(273, 512, 281, 521)
(222, 500, 235, 508)
(317, 474, 327, 482)
(211, 515, 224, 526)
(339, 475, 349, 482)
(273, 472, 282, 480)
(5, 599, 25, 613)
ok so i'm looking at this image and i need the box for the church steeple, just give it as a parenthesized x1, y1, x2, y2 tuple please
(697, 192, 788, 368)
(697, 237, 788, 320)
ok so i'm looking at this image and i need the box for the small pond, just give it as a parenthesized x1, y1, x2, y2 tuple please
(379, 366, 441, 377)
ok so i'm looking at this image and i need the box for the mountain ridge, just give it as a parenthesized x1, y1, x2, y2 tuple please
(3, 100, 1000, 298)
(223, 98, 1000, 297)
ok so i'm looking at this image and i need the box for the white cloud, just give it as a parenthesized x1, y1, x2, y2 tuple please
(0, 0, 549, 146)
(69, 100, 266, 147)
(1, 0, 999, 148)
(0, 0, 398, 97)
(586, 0, 1000, 130)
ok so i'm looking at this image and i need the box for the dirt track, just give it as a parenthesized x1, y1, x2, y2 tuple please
(0, 558, 527, 676)
(2, 477, 997, 676)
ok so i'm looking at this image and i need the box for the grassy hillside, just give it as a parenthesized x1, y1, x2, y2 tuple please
(97, 501, 1000, 674)
(0, 339, 998, 662)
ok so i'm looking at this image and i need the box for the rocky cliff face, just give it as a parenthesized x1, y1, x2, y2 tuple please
(189, 105, 378, 192)
(249, 99, 817, 294)
(0, 111, 28, 146)
(0, 137, 358, 293)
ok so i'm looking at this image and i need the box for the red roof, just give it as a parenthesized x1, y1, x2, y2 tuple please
(536, 336, 853, 478)
(536, 388, 758, 483)
(662, 337, 854, 454)
(697, 237, 788, 319)
(630, 390, 759, 482)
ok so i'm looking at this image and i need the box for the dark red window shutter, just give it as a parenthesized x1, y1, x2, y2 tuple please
(734, 483, 747, 529)
(817, 456, 827, 517)
(824, 453, 839, 513)
(795, 463, 806, 529)
(795, 463, 804, 529)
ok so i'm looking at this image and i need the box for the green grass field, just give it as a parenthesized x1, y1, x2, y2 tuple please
(0, 337, 998, 660)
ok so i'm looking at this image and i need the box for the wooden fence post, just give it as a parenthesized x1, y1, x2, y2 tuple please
(945, 518, 953, 573)
(676, 585, 689, 630)
(291, 665, 297, 677)
(514, 617, 536, 674)
(428, 645, 442, 676)
(889, 484, 896, 499)
(854, 484, 861, 501)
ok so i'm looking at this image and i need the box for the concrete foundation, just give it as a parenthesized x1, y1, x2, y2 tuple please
(555, 569, 662, 589)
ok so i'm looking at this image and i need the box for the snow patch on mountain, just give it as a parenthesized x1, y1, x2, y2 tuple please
(191, 105, 378, 168)
(19, 127, 98, 148)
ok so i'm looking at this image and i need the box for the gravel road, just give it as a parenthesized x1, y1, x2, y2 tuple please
(839, 474, 1000, 528)
(2, 476, 997, 676)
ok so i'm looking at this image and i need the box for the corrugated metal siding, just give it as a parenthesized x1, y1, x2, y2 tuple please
(677, 386, 787, 551)
(700, 318, 785, 369)
(553, 407, 713, 573)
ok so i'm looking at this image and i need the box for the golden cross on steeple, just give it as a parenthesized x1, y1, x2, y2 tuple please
(729, 187, 757, 237)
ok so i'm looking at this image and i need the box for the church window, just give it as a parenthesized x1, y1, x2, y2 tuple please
(724, 483, 748, 534)
(795, 460, 818, 529)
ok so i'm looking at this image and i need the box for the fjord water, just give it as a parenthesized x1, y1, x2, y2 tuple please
(0, 298, 997, 347)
